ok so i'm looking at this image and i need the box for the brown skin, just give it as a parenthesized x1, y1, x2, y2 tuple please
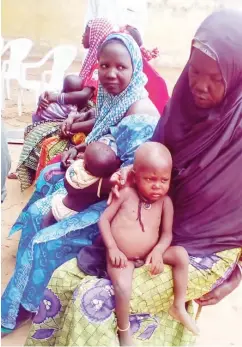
(108, 165, 242, 307)
(60, 109, 95, 138)
(38, 87, 94, 110)
(124, 25, 143, 47)
(188, 47, 225, 109)
(133, 142, 172, 203)
(84, 142, 120, 178)
(99, 143, 199, 342)
(195, 264, 241, 306)
(61, 40, 160, 169)
(82, 25, 90, 49)
(42, 143, 120, 228)
(98, 42, 133, 95)
(63, 142, 120, 212)
(38, 25, 93, 111)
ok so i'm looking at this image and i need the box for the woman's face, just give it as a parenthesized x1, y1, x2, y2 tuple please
(188, 48, 225, 108)
(98, 42, 133, 95)
(82, 26, 90, 49)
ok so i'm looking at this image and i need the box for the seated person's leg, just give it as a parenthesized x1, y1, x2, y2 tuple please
(107, 258, 135, 346)
(163, 246, 199, 335)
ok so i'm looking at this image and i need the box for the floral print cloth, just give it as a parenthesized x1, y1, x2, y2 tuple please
(25, 248, 241, 346)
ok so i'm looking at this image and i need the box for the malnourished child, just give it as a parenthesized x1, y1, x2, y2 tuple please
(98, 142, 199, 346)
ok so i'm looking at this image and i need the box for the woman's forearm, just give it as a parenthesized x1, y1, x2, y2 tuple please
(196, 262, 242, 306)
(68, 112, 85, 123)
(70, 118, 95, 134)
(229, 264, 242, 289)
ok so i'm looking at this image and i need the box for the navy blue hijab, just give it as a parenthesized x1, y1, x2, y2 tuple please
(153, 10, 242, 256)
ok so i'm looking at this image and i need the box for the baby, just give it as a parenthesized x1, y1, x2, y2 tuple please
(42, 140, 120, 228)
(98, 142, 199, 346)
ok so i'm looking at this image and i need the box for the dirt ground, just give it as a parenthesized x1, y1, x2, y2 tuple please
(1, 60, 242, 346)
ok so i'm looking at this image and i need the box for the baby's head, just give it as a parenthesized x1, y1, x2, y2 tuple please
(124, 25, 143, 47)
(133, 142, 172, 202)
(62, 75, 83, 93)
(84, 142, 120, 178)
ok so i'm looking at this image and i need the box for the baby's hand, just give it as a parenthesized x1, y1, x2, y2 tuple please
(108, 248, 128, 268)
(145, 246, 164, 275)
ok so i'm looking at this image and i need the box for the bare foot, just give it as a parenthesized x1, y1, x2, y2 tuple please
(169, 305, 199, 335)
(118, 328, 134, 346)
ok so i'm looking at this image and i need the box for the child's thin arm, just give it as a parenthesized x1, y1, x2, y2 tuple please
(99, 189, 129, 268)
(156, 196, 174, 254)
(98, 190, 127, 250)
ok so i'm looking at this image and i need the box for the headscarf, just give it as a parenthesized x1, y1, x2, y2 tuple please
(152, 10, 242, 256)
(80, 18, 113, 81)
(86, 33, 147, 143)
(120, 24, 168, 114)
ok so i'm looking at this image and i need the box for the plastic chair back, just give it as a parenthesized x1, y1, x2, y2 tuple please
(4, 38, 33, 79)
(48, 45, 77, 91)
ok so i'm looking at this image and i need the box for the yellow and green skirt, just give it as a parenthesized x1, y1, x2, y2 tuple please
(25, 248, 241, 346)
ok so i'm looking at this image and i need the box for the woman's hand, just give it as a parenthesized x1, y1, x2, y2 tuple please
(145, 247, 164, 275)
(195, 264, 241, 306)
(107, 165, 133, 205)
(38, 92, 49, 110)
(61, 147, 78, 169)
(108, 247, 128, 268)
(38, 92, 58, 110)
(46, 92, 58, 103)
(60, 114, 75, 138)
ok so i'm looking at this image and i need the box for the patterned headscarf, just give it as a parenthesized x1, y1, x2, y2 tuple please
(80, 18, 113, 81)
(86, 33, 147, 143)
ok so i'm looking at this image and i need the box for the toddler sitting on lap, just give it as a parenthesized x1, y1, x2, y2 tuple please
(97, 142, 199, 345)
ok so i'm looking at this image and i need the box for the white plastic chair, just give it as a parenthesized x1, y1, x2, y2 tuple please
(17, 45, 77, 116)
(1, 38, 33, 101)
(0, 37, 4, 53)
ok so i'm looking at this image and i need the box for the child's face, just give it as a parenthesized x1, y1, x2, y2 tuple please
(133, 165, 171, 202)
(98, 42, 133, 95)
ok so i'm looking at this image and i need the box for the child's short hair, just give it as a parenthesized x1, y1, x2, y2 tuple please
(84, 142, 120, 178)
(125, 25, 143, 47)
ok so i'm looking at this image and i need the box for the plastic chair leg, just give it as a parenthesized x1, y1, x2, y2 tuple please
(1, 80, 5, 110)
(17, 88, 23, 116)
(6, 79, 10, 100)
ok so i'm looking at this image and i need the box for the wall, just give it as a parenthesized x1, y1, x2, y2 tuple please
(144, 0, 242, 67)
(2, 0, 88, 58)
(2, 0, 242, 67)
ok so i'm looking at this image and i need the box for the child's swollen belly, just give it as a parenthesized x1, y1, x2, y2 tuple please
(111, 226, 159, 260)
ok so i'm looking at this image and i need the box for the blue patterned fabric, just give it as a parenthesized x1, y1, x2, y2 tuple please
(2, 113, 158, 330)
(86, 33, 147, 143)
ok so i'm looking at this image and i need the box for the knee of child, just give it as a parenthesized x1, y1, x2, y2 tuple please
(172, 246, 189, 266)
(112, 276, 132, 297)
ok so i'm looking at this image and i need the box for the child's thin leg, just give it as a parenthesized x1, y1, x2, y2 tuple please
(163, 246, 199, 335)
(107, 258, 135, 346)
(41, 210, 56, 228)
